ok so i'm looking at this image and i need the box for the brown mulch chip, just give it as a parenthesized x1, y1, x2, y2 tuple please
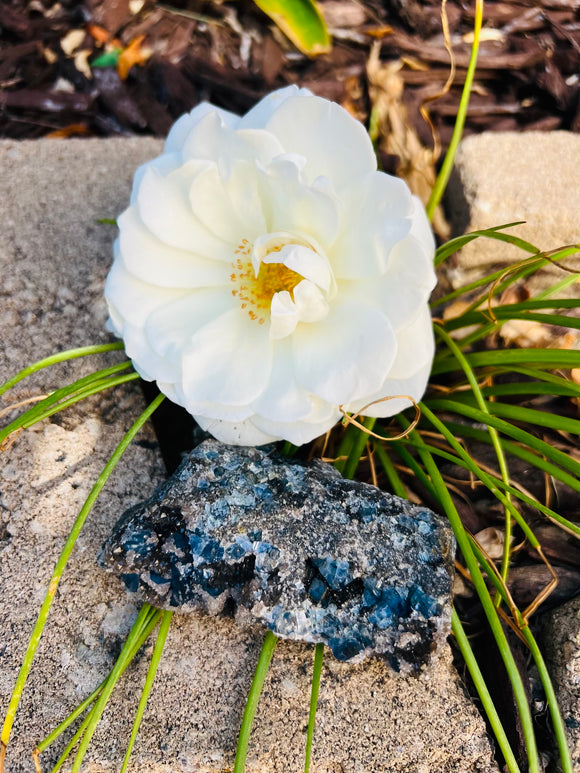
(0, 0, 578, 147)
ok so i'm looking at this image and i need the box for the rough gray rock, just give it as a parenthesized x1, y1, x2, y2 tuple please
(444, 131, 580, 299)
(100, 441, 455, 668)
(541, 596, 580, 772)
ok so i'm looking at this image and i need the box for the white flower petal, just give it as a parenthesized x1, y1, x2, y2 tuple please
(251, 411, 341, 446)
(279, 245, 334, 294)
(188, 160, 267, 244)
(270, 291, 299, 340)
(144, 289, 237, 362)
(182, 309, 272, 406)
(118, 208, 231, 289)
(130, 152, 182, 206)
(293, 280, 329, 323)
(264, 94, 377, 189)
(181, 110, 284, 168)
(344, 357, 433, 418)
(387, 304, 435, 380)
(165, 103, 239, 154)
(292, 297, 397, 405)
(196, 415, 279, 446)
(251, 339, 314, 421)
(137, 163, 232, 260)
(262, 158, 339, 248)
(330, 172, 414, 279)
(122, 322, 181, 384)
(105, 258, 188, 332)
(342, 229, 437, 330)
(238, 85, 314, 129)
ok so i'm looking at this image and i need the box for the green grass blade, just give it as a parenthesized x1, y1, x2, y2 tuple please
(451, 608, 521, 773)
(0, 343, 125, 398)
(70, 605, 157, 771)
(304, 643, 324, 773)
(479, 382, 580, 399)
(425, 398, 580, 480)
(480, 400, 580, 435)
(120, 611, 174, 773)
(372, 443, 408, 498)
(520, 626, 573, 773)
(431, 348, 580, 376)
(234, 630, 278, 773)
(0, 361, 135, 445)
(435, 418, 580, 496)
(426, 0, 483, 219)
(434, 247, 576, 306)
(434, 223, 534, 267)
(408, 429, 539, 771)
(403, 434, 580, 537)
(36, 608, 162, 757)
(251, 0, 331, 55)
(46, 607, 162, 773)
(434, 325, 514, 589)
(19, 373, 140, 429)
(533, 273, 580, 300)
(341, 417, 376, 480)
(0, 393, 165, 756)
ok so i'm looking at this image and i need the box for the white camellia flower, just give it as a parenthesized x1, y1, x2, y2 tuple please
(105, 86, 436, 446)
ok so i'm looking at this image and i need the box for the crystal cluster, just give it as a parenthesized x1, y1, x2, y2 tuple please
(100, 441, 455, 667)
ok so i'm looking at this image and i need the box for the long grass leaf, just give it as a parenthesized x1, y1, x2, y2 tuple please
(233, 631, 277, 773)
(407, 428, 540, 772)
(0, 343, 125, 398)
(304, 643, 324, 773)
(0, 394, 165, 756)
(435, 224, 536, 266)
(451, 608, 521, 772)
(431, 348, 580, 375)
(120, 611, 174, 773)
(425, 398, 580, 480)
(426, 0, 483, 219)
(251, 0, 331, 55)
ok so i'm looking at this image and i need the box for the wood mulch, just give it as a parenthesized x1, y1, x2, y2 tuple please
(1, 0, 579, 151)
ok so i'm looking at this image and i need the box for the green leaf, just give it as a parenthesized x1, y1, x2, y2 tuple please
(434, 222, 532, 266)
(432, 348, 580, 376)
(252, 0, 331, 56)
(92, 49, 123, 69)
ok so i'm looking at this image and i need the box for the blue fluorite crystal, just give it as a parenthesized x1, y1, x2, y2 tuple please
(100, 440, 455, 667)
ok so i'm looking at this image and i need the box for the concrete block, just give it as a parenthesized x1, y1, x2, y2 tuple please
(444, 132, 580, 296)
(0, 139, 498, 772)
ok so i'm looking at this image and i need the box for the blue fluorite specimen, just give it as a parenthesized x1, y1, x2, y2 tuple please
(100, 441, 455, 667)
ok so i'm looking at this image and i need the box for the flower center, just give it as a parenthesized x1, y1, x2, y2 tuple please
(230, 235, 308, 324)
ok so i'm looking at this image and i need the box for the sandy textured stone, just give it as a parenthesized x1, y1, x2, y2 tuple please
(0, 138, 498, 773)
(541, 596, 580, 772)
(445, 132, 580, 296)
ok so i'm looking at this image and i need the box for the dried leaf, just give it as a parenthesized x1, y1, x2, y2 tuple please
(117, 35, 152, 80)
(45, 123, 91, 138)
(474, 526, 506, 561)
(366, 44, 450, 238)
(60, 29, 86, 57)
(74, 49, 92, 79)
(87, 24, 112, 45)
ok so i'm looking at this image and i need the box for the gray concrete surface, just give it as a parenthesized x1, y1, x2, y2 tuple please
(0, 138, 499, 772)
(541, 596, 580, 772)
(445, 131, 580, 297)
